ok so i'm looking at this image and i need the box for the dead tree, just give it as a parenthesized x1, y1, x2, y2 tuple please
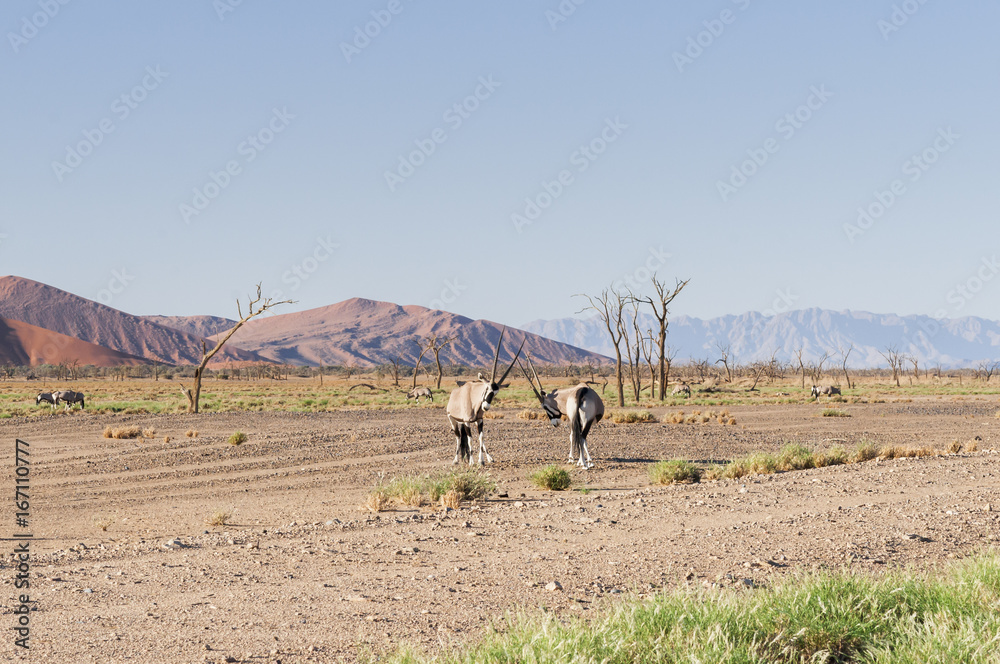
(182, 284, 292, 413)
(423, 335, 454, 389)
(387, 356, 402, 387)
(794, 347, 807, 389)
(411, 339, 430, 390)
(977, 360, 998, 382)
(878, 345, 904, 387)
(633, 276, 689, 400)
(715, 342, 734, 383)
(910, 356, 920, 383)
(840, 345, 854, 390)
(578, 287, 628, 407)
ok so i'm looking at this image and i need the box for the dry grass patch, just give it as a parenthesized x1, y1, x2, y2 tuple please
(821, 409, 850, 417)
(439, 489, 462, 509)
(482, 410, 504, 419)
(851, 441, 880, 463)
(205, 510, 232, 527)
(649, 460, 701, 485)
(529, 465, 572, 491)
(879, 445, 938, 460)
(163, 435, 171, 443)
(948, 440, 963, 454)
(610, 410, 656, 424)
(227, 431, 248, 446)
(967, 439, 979, 452)
(185, 429, 198, 438)
(103, 425, 141, 439)
(518, 409, 543, 420)
(92, 516, 113, 532)
(141, 427, 157, 438)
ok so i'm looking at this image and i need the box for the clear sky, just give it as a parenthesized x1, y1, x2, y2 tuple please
(2, 1, 997, 325)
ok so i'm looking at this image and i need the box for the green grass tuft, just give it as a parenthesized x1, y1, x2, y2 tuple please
(649, 460, 701, 485)
(529, 465, 572, 491)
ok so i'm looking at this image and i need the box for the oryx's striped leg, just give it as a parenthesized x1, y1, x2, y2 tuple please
(475, 420, 493, 465)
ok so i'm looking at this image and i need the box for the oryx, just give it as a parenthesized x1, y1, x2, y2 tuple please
(811, 385, 841, 399)
(445, 327, 524, 465)
(671, 383, 691, 397)
(518, 355, 604, 469)
(36, 392, 57, 409)
(407, 386, 433, 402)
(53, 390, 85, 410)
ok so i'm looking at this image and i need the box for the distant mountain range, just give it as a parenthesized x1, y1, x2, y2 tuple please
(0, 276, 603, 368)
(522, 309, 1000, 368)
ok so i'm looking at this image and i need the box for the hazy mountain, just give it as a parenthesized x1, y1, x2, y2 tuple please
(0, 317, 151, 367)
(0, 276, 266, 366)
(143, 315, 237, 339)
(216, 297, 608, 368)
(523, 309, 1000, 368)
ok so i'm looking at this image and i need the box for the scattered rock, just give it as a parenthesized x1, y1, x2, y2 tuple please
(545, 581, 562, 591)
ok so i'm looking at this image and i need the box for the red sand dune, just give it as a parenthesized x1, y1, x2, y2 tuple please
(0, 317, 150, 367)
(217, 297, 610, 368)
(0, 276, 266, 366)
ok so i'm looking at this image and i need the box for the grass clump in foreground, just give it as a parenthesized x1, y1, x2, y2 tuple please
(821, 408, 851, 417)
(227, 431, 247, 446)
(610, 410, 657, 424)
(649, 460, 701, 485)
(529, 465, 572, 491)
(382, 551, 1000, 664)
(364, 471, 497, 511)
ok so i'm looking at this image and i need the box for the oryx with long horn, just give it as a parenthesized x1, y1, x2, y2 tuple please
(445, 327, 524, 465)
(518, 354, 604, 469)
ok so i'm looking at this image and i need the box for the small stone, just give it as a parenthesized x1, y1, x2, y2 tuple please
(513, 501, 525, 508)
(83, 588, 93, 594)
(545, 581, 562, 591)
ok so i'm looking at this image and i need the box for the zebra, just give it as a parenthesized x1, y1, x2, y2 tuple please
(407, 387, 433, 402)
(445, 327, 524, 465)
(54, 390, 85, 410)
(518, 355, 604, 469)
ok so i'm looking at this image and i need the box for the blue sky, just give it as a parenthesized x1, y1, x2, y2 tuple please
(1, 1, 997, 325)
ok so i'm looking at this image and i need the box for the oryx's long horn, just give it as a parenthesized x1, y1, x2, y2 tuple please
(490, 326, 506, 382)
(495, 337, 526, 386)
(516, 357, 543, 402)
(525, 354, 544, 394)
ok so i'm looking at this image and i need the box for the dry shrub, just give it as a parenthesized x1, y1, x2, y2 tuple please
(948, 440, 963, 454)
(440, 489, 462, 509)
(611, 411, 656, 424)
(815, 446, 848, 467)
(649, 460, 701, 485)
(104, 426, 141, 440)
(698, 415, 711, 424)
(163, 435, 171, 443)
(727, 417, 737, 426)
(702, 465, 725, 481)
(879, 445, 937, 460)
(775, 444, 815, 471)
(664, 411, 685, 424)
(185, 429, 198, 438)
(141, 427, 157, 438)
(482, 410, 504, 419)
(518, 410, 543, 420)
(205, 510, 231, 527)
(92, 516, 113, 532)
(228, 431, 247, 446)
(967, 439, 979, 452)
(851, 441, 880, 463)
(363, 490, 390, 512)
(821, 409, 850, 417)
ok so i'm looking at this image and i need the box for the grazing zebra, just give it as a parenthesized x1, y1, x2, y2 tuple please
(407, 387, 433, 402)
(35, 392, 57, 409)
(810, 385, 841, 399)
(518, 355, 604, 469)
(445, 327, 524, 465)
(54, 390, 85, 410)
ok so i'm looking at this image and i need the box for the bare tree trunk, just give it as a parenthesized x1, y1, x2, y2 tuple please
(182, 284, 293, 413)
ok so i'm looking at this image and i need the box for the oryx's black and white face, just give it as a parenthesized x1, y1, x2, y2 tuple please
(480, 381, 499, 411)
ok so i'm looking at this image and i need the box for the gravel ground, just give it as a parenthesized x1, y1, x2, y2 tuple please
(1, 398, 998, 662)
